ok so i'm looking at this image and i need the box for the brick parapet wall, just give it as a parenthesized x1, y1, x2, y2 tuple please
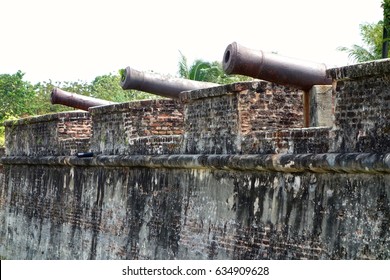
(238, 82, 303, 133)
(4, 111, 91, 156)
(89, 99, 184, 155)
(328, 59, 390, 153)
(327, 59, 390, 80)
(2, 82, 308, 157)
(181, 82, 304, 154)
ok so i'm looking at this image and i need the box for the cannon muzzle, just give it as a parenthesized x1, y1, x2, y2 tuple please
(51, 88, 117, 111)
(223, 42, 332, 90)
(120, 66, 218, 99)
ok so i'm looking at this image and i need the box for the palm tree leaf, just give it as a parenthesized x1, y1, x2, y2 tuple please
(177, 51, 189, 78)
(189, 60, 212, 81)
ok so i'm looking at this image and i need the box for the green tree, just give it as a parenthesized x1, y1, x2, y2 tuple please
(32, 80, 73, 115)
(178, 52, 251, 84)
(381, 0, 390, 57)
(338, 1, 390, 62)
(92, 73, 157, 102)
(178, 51, 190, 79)
(30, 79, 96, 116)
(0, 71, 35, 120)
(0, 71, 36, 146)
(338, 22, 383, 62)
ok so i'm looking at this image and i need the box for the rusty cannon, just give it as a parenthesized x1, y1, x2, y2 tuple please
(222, 42, 332, 90)
(120, 66, 219, 99)
(51, 88, 117, 111)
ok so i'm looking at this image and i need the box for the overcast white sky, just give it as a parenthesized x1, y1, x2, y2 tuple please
(0, 0, 384, 84)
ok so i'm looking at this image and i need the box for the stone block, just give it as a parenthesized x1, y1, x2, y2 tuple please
(309, 85, 333, 127)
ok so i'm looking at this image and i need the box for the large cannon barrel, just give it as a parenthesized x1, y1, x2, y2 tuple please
(223, 42, 332, 90)
(51, 88, 117, 111)
(120, 66, 219, 99)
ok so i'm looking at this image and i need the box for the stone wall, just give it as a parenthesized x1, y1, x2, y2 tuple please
(180, 82, 304, 154)
(5, 111, 91, 156)
(328, 60, 390, 153)
(242, 127, 331, 154)
(0, 156, 389, 260)
(1, 60, 390, 260)
(309, 85, 333, 127)
(89, 99, 184, 155)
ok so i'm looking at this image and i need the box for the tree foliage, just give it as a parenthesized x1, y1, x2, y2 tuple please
(0, 71, 35, 121)
(338, 1, 390, 62)
(177, 51, 252, 84)
(338, 22, 384, 62)
(32, 80, 91, 116)
(0, 71, 35, 145)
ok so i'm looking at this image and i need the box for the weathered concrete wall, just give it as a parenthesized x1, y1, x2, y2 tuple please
(1, 61, 390, 260)
(1, 156, 389, 260)
(309, 85, 333, 127)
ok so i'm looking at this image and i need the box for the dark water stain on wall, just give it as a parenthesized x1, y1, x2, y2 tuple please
(1, 162, 390, 260)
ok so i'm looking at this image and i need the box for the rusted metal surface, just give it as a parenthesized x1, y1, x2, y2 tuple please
(223, 42, 332, 90)
(120, 66, 218, 99)
(51, 88, 116, 111)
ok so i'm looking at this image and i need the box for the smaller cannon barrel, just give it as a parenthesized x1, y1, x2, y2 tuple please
(223, 42, 332, 90)
(120, 66, 219, 99)
(51, 88, 116, 111)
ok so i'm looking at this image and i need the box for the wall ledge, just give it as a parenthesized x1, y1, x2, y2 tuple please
(179, 81, 302, 102)
(327, 58, 390, 81)
(3, 111, 89, 127)
(2, 153, 390, 174)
